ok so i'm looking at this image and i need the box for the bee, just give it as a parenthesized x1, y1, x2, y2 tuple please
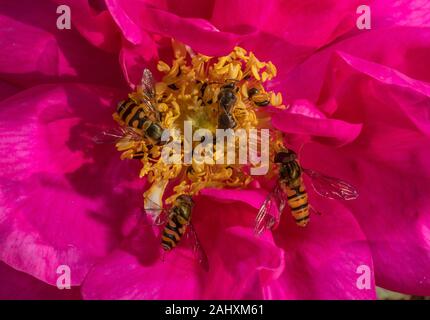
(115, 69, 164, 144)
(255, 148, 359, 235)
(143, 195, 209, 271)
(217, 81, 238, 130)
(202, 79, 267, 129)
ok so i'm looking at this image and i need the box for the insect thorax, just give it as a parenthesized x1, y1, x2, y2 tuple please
(145, 121, 163, 142)
(280, 161, 302, 187)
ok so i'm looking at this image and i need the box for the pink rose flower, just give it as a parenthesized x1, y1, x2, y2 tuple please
(1, 0, 429, 299)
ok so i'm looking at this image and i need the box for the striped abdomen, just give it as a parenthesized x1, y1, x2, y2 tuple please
(161, 206, 191, 251)
(130, 151, 145, 159)
(282, 181, 310, 227)
(117, 99, 163, 143)
(117, 99, 149, 130)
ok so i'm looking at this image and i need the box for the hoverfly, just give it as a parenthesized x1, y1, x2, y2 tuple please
(93, 69, 164, 148)
(142, 195, 209, 271)
(255, 148, 358, 235)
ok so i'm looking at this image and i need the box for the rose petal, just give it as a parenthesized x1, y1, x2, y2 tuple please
(0, 261, 81, 300)
(373, 0, 430, 28)
(282, 27, 430, 104)
(0, 84, 143, 285)
(119, 36, 159, 87)
(200, 188, 267, 210)
(298, 53, 430, 295)
(138, 0, 215, 20)
(49, 0, 122, 52)
(201, 180, 375, 299)
(0, 80, 20, 101)
(334, 51, 430, 136)
(271, 102, 363, 147)
(82, 198, 284, 299)
(266, 197, 376, 299)
(106, 0, 247, 56)
(0, 0, 125, 88)
(211, 0, 359, 47)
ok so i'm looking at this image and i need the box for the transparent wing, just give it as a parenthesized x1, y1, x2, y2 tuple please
(254, 183, 286, 236)
(92, 127, 143, 144)
(186, 223, 209, 272)
(141, 196, 170, 226)
(274, 182, 288, 213)
(145, 195, 209, 270)
(139, 69, 160, 121)
(140, 68, 155, 101)
(303, 168, 359, 200)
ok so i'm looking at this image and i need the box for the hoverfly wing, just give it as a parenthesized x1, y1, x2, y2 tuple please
(273, 182, 288, 213)
(254, 183, 284, 236)
(137, 209, 167, 227)
(139, 69, 161, 121)
(303, 168, 359, 200)
(140, 68, 156, 101)
(122, 126, 144, 141)
(92, 128, 126, 144)
(93, 127, 143, 144)
(187, 222, 209, 272)
(141, 196, 170, 226)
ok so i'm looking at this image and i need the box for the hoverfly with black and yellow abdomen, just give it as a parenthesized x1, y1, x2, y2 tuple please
(255, 148, 358, 235)
(115, 69, 165, 145)
(94, 69, 165, 148)
(142, 195, 209, 271)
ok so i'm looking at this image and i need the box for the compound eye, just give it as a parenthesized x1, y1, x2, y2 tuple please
(222, 82, 236, 90)
(274, 152, 289, 163)
(248, 88, 259, 97)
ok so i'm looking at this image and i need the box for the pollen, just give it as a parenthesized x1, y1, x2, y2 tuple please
(112, 40, 286, 207)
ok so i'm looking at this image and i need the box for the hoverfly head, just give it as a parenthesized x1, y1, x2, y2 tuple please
(177, 194, 194, 208)
(274, 149, 297, 164)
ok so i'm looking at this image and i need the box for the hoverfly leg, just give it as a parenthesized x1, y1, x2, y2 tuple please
(186, 223, 209, 272)
(154, 214, 165, 226)
(309, 204, 322, 216)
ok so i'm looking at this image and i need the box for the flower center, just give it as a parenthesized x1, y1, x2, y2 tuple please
(112, 41, 285, 206)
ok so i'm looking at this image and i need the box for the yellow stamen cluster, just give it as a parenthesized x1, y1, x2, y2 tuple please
(113, 41, 286, 205)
